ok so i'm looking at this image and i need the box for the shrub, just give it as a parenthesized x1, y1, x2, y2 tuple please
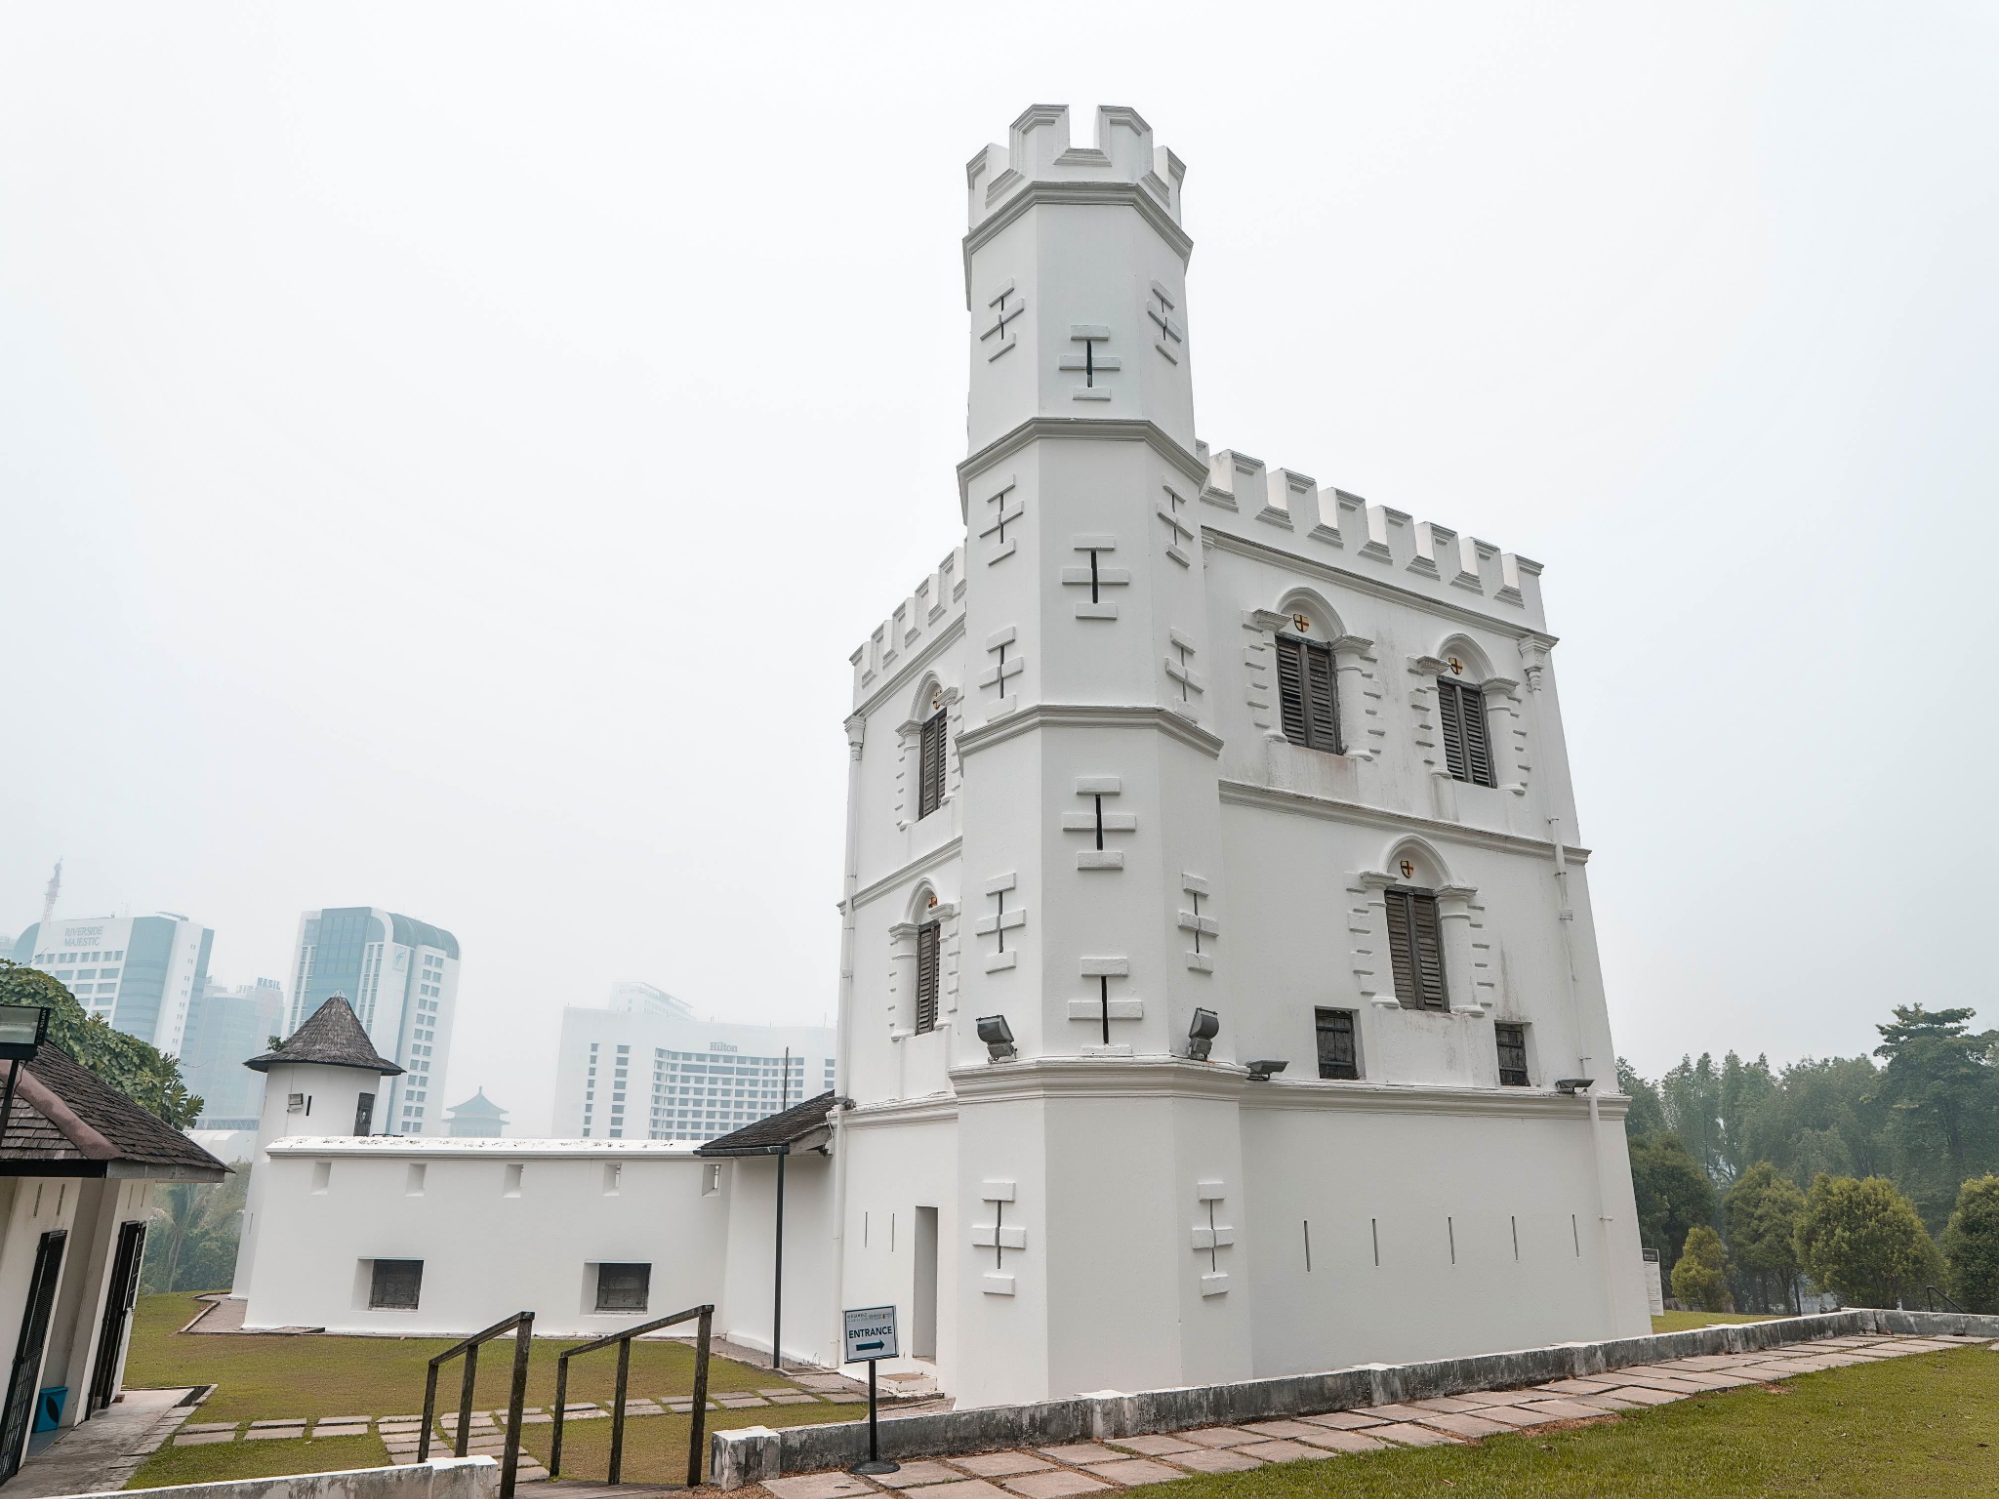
(1794, 1174, 1939, 1307)
(1942, 1175, 1999, 1313)
(1671, 1225, 1733, 1312)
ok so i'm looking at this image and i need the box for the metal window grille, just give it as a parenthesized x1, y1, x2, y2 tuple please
(594, 1263, 651, 1313)
(370, 1258, 423, 1310)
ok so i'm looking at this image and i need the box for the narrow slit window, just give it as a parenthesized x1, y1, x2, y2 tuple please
(1383, 887, 1449, 1011)
(368, 1258, 423, 1310)
(1314, 1008, 1359, 1080)
(1435, 677, 1495, 786)
(918, 709, 948, 818)
(1495, 1022, 1530, 1087)
(1274, 635, 1340, 752)
(914, 921, 941, 1034)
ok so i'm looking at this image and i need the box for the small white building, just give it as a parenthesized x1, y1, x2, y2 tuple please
(231, 104, 1650, 1409)
(1, 1038, 227, 1483)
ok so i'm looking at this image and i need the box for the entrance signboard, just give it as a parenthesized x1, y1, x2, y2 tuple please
(843, 1305, 899, 1364)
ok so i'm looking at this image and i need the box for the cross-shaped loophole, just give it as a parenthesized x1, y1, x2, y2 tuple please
(1187, 889, 1205, 956)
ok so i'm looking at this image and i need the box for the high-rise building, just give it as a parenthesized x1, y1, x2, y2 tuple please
(12, 911, 213, 1055)
(181, 977, 288, 1127)
(287, 907, 460, 1135)
(551, 985, 835, 1141)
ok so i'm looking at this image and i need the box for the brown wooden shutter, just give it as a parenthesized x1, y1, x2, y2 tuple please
(1275, 636, 1308, 745)
(1305, 641, 1339, 750)
(1410, 891, 1449, 1010)
(1384, 888, 1417, 1005)
(1495, 1023, 1528, 1086)
(1436, 678, 1469, 781)
(1459, 683, 1495, 786)
(918, 711, 946, 817)
(914, 922, 940, 1034)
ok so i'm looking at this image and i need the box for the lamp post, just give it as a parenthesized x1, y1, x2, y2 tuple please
(0, 1003, 52, 1148)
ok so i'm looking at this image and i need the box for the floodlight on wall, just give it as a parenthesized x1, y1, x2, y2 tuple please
(976, 1014, 1017, 1063)
(1185, 1008, 1220, 1062)
(1555, 1078, 1596, 1096)
(1245, 1059, 1288, 1082)
(0, 1003, 49, 1148)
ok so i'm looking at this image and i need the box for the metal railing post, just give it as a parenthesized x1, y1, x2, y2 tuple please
(455, 1341, 479, 1456)
(418, 1363, 439, 1463)
(608, 1335, 633, 1484)
(501, 1313, 533, 1498)
(688, 1305, 713, 1489)
(549, 1353, 570, 1476)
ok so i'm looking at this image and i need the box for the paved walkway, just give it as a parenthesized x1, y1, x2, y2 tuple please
(759, 1333, 1994, 1498)
(0, 1388, 196, 1498)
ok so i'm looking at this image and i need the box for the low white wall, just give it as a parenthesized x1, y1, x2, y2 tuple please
(99, 1455, 498, 1498)
(242, 1140, 730, 1337)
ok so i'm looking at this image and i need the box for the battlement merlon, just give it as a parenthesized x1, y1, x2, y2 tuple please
(1195, 441, 1549, 633)
(964, 106, 1188, 291)
(848, 543, 969, 710)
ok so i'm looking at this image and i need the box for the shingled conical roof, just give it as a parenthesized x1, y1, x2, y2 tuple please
(245, 994, 403, 1076)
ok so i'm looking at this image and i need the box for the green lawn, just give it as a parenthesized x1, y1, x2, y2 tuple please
(121, 1294, 867, 1486)
(126, 1435, 388, 1491)
(1126, 1346, 1999, 1498)
(1650, 1312, 1782, 1333)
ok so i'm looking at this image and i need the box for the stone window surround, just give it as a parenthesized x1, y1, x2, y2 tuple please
(895, 682, 964, 830)
(1243, 607, 1378, 756)
(1407, 651, 1527, 796)
(888, 897, 960, 1040)
(1348, 860, 1493, 1016)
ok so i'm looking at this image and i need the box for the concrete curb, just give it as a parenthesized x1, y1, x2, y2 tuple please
(708, 1308, 1999, 1489)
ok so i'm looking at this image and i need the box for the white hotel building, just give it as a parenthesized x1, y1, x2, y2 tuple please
(11, 912, 212, 1056)
(551, 984, 836, 1141)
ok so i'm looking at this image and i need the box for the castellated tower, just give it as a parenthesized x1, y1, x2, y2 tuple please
(826, 105, 1650, 1409)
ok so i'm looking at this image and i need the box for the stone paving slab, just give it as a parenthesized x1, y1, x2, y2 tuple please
(766, 1475, 877, 1499)
(903, 1482, 1010, 1498)
(1514, 1398, 1618, 1421)
(1409, 1410, 1515, 1438)
(247, 1418, 303, 1429)
(1235, 1439, 1323, 1463)
(1296, 1428, 1389, 1454)
(1239, 1420, 1331, 1442)
(957, 1452, 1057, 1477)
(1166, 1447, 1264, 1473)
(1082, 1459, 1187, 1486)
(1598, 1385, 1687, 1406)
(178, 1422, 238, 1434)
(1538, 1378, 1615, 1395)
(771, 1393, 823, 1405)
(1409, 1395, 1492, 1412)
(1458, 1404, 1547, 1427)
(999, 1473, 1112, 1498)
(314, 1424, 369, 1437)
(1035, 1444, 1122, 1465)
(1353, 1403, 1438, 1423)
(1107, 1435, 1197, 1457)
(883, 1461, 983, 1488)
(1369, 1422, 1464, 1447)
(245, 1427, 306, 1440)
(172, 1431, 234, 1447)
(1568, 1392, 1646, 1412)
(1300, 1410, 1387, 1429)
(1172, 1427, 1261, 1448)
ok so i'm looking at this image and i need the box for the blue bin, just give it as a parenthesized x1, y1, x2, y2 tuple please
(33, 1386, 66, 1433)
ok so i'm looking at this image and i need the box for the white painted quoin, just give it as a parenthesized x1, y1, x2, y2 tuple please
(824, 104, 1650, 1408)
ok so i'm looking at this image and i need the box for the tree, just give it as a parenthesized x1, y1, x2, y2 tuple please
(1872, 1006, 1999, 1226)
(0, 960, 202, 1127)
(1670, 1225, 1732, 1312)
(1794, 1174, 1940, 1308)
(1942, 1175, 1999, 1314)
(1659, 1054, 1725, 1180)
(1617, 1057, 1667, 1137)
(1628, 1133, 1716, 1261)
(1724, 1162, 1806, 1312)
(140, 1165, 249, 1296)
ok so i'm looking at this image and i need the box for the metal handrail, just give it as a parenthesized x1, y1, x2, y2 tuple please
(417, 1310, 535, 1498)
(1926, 1284, 1965, 1313)
(549, 1303, 714, 1488)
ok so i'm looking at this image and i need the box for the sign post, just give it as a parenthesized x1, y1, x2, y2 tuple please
(842, 1305, 900, 1476)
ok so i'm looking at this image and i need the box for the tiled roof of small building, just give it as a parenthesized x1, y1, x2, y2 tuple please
(0, 1043, 228, 1179)
(245, 995, 403, 1076)
(695, 1090, 839, 1156)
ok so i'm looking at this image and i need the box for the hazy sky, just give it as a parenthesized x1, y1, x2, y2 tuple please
(3, 3, 1994, 1131)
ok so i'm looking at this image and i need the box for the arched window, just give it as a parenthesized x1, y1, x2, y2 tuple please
(914, 916, 941, 1034)
(1276, 633, 1339, 751)
(1432, 641, 1497, 787)
(917, 684, 948, 819)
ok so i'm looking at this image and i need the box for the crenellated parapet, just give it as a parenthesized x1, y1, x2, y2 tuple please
(1194, 442, 1547, 631)
(849, 543, 968, 707)
(966, 104, 1185, 234)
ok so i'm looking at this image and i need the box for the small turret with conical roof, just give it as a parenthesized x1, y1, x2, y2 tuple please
(231, 995, 405, 1297)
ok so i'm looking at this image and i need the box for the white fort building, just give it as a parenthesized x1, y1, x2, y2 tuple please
(229, 105, 1648, 1409)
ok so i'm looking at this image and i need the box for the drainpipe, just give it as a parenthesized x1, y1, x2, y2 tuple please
(1551, 813, 1618, 1321)
(829, 714, 866, 1366)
